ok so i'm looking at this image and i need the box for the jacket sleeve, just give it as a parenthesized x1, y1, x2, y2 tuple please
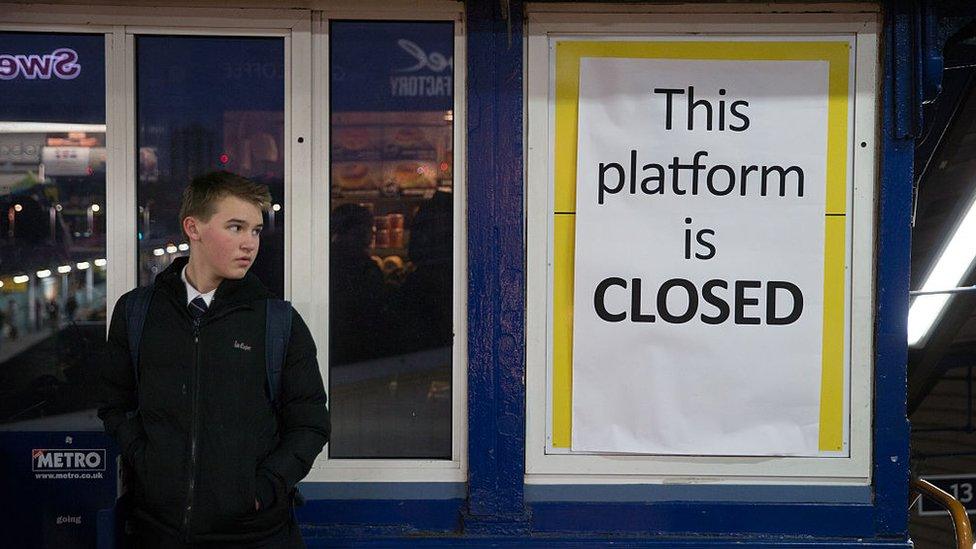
(96, 292, 148, 467)
(255, 308, 331, 509)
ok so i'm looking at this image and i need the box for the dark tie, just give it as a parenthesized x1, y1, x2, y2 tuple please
(188, 295, 208, 319)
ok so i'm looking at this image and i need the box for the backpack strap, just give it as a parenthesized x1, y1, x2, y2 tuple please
(265, 299, 292, 410)
(124, 285, 155, 385)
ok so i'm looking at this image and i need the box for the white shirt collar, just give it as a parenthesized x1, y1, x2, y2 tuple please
(181, 264, 217, 307)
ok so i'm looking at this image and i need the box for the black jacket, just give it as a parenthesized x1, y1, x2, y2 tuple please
(97, 256, 330, 542)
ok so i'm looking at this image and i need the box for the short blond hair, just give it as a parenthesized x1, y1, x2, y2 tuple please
(179, 171, 272, 239)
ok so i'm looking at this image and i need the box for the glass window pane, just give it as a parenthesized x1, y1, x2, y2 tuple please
(136, 36, 285, 294)
(0, 32, 108, 428)
(329, 21, 455, 459)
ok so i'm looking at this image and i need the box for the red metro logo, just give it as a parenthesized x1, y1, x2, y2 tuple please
(0, 48, 81, 80)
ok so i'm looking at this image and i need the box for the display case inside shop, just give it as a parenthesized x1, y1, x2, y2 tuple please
(331, 110, 453, 272)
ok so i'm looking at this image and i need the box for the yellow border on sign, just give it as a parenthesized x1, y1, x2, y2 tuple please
(552, 40, 850, 453)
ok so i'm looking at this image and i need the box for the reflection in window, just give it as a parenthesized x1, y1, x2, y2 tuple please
(0, 33, 108, 428)
(136, 36, 285, 294)
(329, 21, 454, 459)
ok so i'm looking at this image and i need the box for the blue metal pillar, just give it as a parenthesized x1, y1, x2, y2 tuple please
(872, 0, 925, 537)
(463, 0, 530, 536)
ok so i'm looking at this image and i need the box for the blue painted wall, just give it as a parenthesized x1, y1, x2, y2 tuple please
(0, 1, 935, 547)
(294, 2, 923, 545)
(75, 1, 934, 546)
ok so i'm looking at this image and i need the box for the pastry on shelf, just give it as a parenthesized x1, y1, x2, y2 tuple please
(333, 162, 376, 192)
(383, 127, 435, 159)
(333, 127, 379, 160)
(390, 161, 437, 192)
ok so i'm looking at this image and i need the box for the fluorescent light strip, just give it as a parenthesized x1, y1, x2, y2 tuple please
(908, 194, 976, 346)
(0, 122, 107, 134)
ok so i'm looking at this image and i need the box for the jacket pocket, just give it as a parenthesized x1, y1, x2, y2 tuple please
(213, 456, 257, 518)
(141, 440, 185, 512)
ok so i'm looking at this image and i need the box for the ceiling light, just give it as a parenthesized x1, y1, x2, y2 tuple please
(908, 195, 976, 346)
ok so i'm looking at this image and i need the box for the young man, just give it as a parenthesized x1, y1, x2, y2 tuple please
(98, 172, 330, 548)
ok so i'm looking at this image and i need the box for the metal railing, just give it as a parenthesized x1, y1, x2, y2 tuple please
(911, 477, 974, 549)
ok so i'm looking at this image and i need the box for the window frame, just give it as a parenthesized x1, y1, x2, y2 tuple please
(524, 9, 880, 485)
(1, 1, 467, 485)
(311, 6, 468, 483)
(0, 24, 114, 431)
(0, 4, 310, 331)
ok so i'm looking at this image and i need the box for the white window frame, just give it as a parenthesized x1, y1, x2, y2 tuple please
(524, 7, 880, 485)
(1, 4, 310, 328)
(0, 16, 118, 334)
(1, 1, 467, 485)
(312, 3, 468, 483)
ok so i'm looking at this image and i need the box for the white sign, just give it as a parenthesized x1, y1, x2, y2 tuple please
(42, 146, 91, 176)
(571, 57, 836, 456)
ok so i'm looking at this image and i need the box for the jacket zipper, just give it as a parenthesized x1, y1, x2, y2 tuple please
(182, 317, 201, 541)
(179, 302, 249, 541)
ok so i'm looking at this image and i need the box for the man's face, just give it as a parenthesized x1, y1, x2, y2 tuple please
(187, 195, 263, 280)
